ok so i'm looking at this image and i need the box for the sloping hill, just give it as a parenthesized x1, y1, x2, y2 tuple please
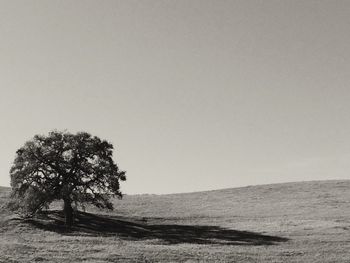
(0, 180, 349, 262)
(0, 186, 10, 211)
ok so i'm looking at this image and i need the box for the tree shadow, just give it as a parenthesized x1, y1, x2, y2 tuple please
(24, 211, 288, 246)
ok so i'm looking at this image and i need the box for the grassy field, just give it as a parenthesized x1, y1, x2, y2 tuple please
(0, 180, 350, 262)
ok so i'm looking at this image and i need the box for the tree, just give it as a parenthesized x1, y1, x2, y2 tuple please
(8, 131, 126, 226)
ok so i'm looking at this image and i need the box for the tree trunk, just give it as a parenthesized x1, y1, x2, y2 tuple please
(63, 198, 74, 227)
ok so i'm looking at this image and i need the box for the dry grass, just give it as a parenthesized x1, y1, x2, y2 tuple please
(0, 180, 350, 262)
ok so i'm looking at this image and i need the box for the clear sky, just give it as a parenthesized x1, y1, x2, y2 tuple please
(1, 0, 350, 194)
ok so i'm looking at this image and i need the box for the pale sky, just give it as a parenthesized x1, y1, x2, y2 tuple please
(1, 0, 350, 194)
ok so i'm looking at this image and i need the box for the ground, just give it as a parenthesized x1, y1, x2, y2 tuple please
(0, 180, 349, 262)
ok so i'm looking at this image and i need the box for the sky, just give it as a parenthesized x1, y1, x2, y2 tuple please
(1, 0, 350, 194)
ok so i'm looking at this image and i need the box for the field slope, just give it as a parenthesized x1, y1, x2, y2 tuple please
(0, 180, 349, 262)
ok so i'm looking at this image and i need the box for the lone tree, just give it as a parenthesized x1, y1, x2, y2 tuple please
(9, 131, 126, 226)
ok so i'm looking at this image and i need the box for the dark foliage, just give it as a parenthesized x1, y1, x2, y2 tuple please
(8, 131, 126, 225)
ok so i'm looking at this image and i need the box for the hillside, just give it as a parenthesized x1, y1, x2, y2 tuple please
(0, 180, 349, 262)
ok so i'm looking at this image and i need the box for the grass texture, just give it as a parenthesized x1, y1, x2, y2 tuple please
(0, 180, 349, 262)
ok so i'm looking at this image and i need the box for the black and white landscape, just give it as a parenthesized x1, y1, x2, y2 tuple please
(1, 180, 350, 262)
(1, 1, 350, 262)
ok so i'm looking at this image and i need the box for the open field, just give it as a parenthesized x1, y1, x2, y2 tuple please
(1, 180, 350, 262)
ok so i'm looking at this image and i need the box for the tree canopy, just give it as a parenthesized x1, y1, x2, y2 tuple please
(9, 131, 126, 226)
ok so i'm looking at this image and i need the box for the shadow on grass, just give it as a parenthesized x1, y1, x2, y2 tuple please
(23, 211, 288, 246)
